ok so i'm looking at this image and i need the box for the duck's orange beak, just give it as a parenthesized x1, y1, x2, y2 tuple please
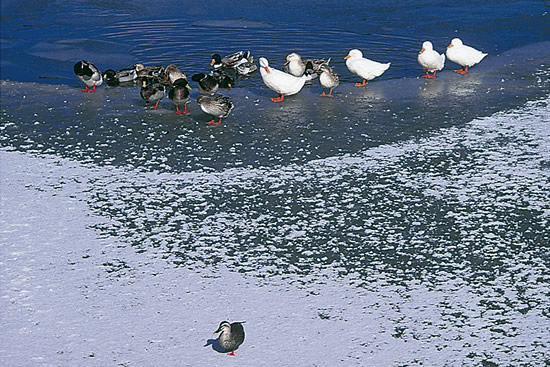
(419, 48, 425, 54)
(344, 54, 351, 59)
(210, 59, 216, 66)
(284, 60, 290, 65)
(264, 66, 270, 74)
(447, 44, 453, 49)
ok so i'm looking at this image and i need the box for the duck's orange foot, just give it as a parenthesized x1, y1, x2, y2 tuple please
(354, 80, 367, 87)
(176, 104, 190, 114)
(271, 94, 285, 102)
(453, 67, 468, 74)
(206, 118, 222, 125)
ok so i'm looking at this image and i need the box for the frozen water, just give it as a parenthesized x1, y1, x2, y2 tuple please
(1, 96, 549, 366)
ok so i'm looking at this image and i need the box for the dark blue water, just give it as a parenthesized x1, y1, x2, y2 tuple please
(1, 0, 549, 85)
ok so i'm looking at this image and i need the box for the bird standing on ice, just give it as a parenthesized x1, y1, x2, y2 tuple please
(259, 57, 307, 102)
(319, 63, 339, 97)
(446, 38, 487, 74)
(196, 95, 234, 125)
(213, 321, 245, 356)
(417, 41, 445, 79)
(344, 49, 390, 86)
(74, 60, 103, 92)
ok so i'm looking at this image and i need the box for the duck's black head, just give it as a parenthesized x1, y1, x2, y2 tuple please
(211, 54, 222, 67)
(74, 60, 93, 77)
(103, 69, 119, 85)
(173, 78, 190, 89)
(214, 321, 231, 334)
(191, 73, 206, 82)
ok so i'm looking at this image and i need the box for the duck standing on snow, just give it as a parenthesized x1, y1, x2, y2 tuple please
(417, 41, 445, 79)
(168, 78, 192, 114)
(102, 66, 138, 86)
(140, 76, 165, 109)
(197, 95, 234, 125)
(344, 49, 390, 86)
(214, 321, 245, 356)
(192, 73, 219, 95)
(319, 63, 339, 97)
(74, 60, 103, 92)
(259, 57, 307, 102)
(446, 38, 487, 74)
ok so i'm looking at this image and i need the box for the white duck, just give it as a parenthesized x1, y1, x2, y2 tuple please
(446, 38, 487, 74)
(417, 41, 445, 79)
(344, 49, 390, 86)
(259, 57, 307, 102)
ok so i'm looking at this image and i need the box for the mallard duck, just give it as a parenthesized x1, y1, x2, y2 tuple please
(344, 49, 391, 86)
(214, 321, 245, 356)
(163, 64, 189, 85)
(417, 41, 445, 79)
(319, 63, 339, 97)
(191, 73, 219, 95)
(134, 63, 164, 79)
(102, 66, 138, 86)
(168, 78, 192, 114)
(140, 77, 165, 109)
(235, 57, 258, 75)
(210, 69, 234, 88)
(259, 57, 307, 102)
(74, 60, 103, 92)
(197, 95, 234, 125)
(211, 51, 252, 69)
(446, 38, 487, 74)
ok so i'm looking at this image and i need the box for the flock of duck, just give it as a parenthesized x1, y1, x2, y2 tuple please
(73, 38, 487, 125)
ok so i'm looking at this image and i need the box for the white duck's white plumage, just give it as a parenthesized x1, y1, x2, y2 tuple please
(345, 49, 390, 86)
(417, 41, 445, 78)
(284, 53, 318, 81)
(259, 57, 307, 102)
(446, 38, 487, 74)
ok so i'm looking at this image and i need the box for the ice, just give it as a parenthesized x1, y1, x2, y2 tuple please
(2, 91, 550, 365)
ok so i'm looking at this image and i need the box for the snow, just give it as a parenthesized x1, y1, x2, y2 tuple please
(2, 97, 550, 366)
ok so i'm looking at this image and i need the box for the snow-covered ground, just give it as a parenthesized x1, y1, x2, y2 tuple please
(1, 97, 550, 366)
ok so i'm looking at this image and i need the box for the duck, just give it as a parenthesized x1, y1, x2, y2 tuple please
(168, 78, 192, 114)
(446, 38, 487, 74)
(210, 69, 235, 88)
(192, 73, 219, 95)
(102, 66, 138, 86)
(259, 57, 307, 102)
(211, 51, 252, 69)
(417, 41, 445, 79)
(74, 60, 103, 92)
(163, 64, 189, 86)
(319, 63, 339, 97)
(134, 63, 164, 79)
(197, 95, 234, 125)
(284, 53, 328, 79)
(235, 57, 258, 75)
(344, 49, 391, 86)
(140, 76, 165, 109)
(214, 321, 245, 356)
